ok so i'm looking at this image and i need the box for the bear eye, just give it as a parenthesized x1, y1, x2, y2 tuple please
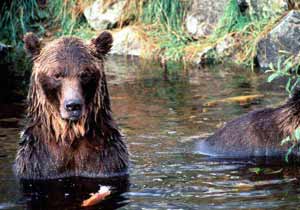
(79, 72, 90, 80)
(53, 73, 63, 80)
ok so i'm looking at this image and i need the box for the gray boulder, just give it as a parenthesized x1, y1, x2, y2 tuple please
(110, 27, 142, 56)
(192, 35, 236, 65)
(215, 35, 236, 58)
(257, 10, 300, 69)
(84, 0, 126, 30)
(192, 46, 216, 65)
(185, 0, 287, 39)
(244, 0, 287, 18)
(185, 0, 230, 38)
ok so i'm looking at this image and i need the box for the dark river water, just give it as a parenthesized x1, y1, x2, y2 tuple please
(1, 56, 300, 210)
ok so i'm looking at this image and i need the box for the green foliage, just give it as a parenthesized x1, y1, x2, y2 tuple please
(156, 29, 191, 61)
(286, 129, 300, 161)
(0, 0, 47, 46)
(249, 167, 283, 175)
(0, 0, 94, 47)
(280, 128, 300, 162)
(267, 54, 300, 96)
(141, 0, 192, 61)
(142, 0, 186, 31)
(48, 0, 78, 35)
(267, 54, 300, 161)
(237, 17, 277, 68)
(48, 0, 94, 37)
(213, 0, 251, 38)
(249, 167, 263, 174)
(0, 0, 95, 87)
(208, 0, 282, 68)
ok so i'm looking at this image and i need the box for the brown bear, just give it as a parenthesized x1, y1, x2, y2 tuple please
(197, 92, 300, 158)
(15, 32, 128, 179)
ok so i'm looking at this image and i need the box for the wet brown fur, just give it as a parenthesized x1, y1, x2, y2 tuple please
(197, 91, 300, 159)
(15, 32, 128, 179)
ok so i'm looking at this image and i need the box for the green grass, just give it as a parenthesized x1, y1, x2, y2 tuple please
(0, 0, 97, 82)
(141, 0, 192, 61)
(0, 0, 47, 46)
(213, 0, 250, 38)
(142, 0, 186, 30)
(48, 0, 94, 37)
(0, 0, 293, 68)
(267, 54, 300, 96)
(200, 0, 283, 69)
(0, 0, 95, 48)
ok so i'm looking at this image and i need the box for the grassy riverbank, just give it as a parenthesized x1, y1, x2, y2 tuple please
(0, 0, 297, 70)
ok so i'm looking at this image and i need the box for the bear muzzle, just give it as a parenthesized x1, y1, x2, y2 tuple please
(63, 99, 83, 121)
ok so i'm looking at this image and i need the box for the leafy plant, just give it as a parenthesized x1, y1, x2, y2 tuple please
(213, 0, 250, 38)
(281, 127, 300, 162)
(267, 53, 300, 162)
(267, 54, 300, 96)
(249, 167, 283, 175)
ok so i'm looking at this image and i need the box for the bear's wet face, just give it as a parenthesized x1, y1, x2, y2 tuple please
(23, 32, 111, 123)
(38, 61, 100, 122)
(37, 65, 100, 122)
(16, 31, 129, 179)
(37, 50, 98, 122)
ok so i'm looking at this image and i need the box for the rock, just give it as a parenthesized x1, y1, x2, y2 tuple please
(193, 46, 216, 65)
(185, 0, 287, 39)
(215, 35, 236, 58)
(192, 34, 236, 65)
(185, 0, 230, 38)
(84, 0, 126, 30)
(110, 27, 142, 56)
(257, 10, 300, 69)
(244, 0, 287, 18)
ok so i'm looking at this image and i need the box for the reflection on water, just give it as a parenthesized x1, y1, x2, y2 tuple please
(1, 55, 300, 209)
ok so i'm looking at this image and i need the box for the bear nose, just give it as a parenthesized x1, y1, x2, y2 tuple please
(64, 99, 82, 112)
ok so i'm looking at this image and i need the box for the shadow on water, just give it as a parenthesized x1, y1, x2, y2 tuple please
(18, 176, 130, 210)
(2, 55, 300, 209)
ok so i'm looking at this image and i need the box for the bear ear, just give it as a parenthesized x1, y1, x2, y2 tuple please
(23, 32, 41, 57)
(91, 31, 113, 57)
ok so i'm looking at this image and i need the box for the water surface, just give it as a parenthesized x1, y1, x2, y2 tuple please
(1, 56, 299, 209)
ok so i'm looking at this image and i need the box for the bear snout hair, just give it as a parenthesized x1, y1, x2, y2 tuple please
(15, 32, 128, 179)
